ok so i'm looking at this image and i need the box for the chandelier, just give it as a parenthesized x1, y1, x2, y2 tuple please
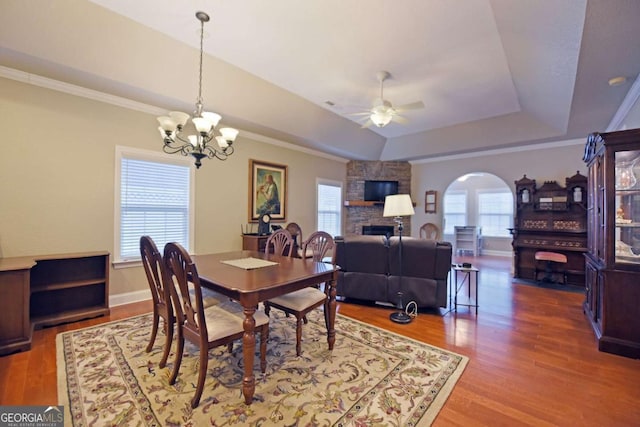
(157, 11, 238, 169)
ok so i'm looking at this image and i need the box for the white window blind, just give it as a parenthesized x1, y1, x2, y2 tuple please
(478, 191, 513, 237)
(317, 181, 342, 237)
(443, 192, 467, 234)
(119, 156, 191, 261)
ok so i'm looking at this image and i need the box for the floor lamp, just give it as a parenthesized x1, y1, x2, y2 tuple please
(383, 194, 415, 324)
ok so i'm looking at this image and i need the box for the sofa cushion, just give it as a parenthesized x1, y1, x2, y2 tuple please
(335, 235, 388, 274)
(337, 271, 388, 301)
(388, 237, 451, 280)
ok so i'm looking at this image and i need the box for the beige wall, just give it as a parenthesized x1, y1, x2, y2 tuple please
(410, 142, 588, 251)
(0, 77, 347, 300)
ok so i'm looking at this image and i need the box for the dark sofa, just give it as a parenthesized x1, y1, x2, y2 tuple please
(334, 235, 452, 309)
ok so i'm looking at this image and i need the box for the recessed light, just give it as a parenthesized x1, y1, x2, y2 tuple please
(608, 76, 627, 87)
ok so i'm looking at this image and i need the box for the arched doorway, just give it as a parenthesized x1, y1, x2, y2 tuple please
(443, 172, 514, 256)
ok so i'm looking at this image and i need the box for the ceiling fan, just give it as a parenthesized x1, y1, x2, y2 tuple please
(349, 71, 425, 129)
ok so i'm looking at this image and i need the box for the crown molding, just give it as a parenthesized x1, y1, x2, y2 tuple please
(0, 66, 349, 163)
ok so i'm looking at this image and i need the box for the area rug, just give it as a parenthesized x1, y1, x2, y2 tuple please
(57, 310, 468, 426)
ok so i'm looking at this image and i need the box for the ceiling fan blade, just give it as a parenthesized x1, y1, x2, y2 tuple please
(346, 111, 373, 116)
(395, 101, 425, 112)
(392, 115, 409, 125)
(360, 119, 373, 129)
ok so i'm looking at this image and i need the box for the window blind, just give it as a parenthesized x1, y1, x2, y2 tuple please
(120, 157, 191, 260)
(317, 182, 342, 237)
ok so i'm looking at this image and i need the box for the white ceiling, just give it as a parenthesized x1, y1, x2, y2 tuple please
(1, 0, 640, 161)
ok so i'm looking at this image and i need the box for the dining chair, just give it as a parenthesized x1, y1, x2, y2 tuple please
(265, 228, 294, 256)
(163, 242, 269, 408)
(419, 222, 441, 240)
(140, 235, 175, 368)
(140, 236, 226, 368)
(264, 231, 335, 356)
(285, 222, 313, 258)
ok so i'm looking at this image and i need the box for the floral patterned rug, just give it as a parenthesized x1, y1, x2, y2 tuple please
(57, 310, 467, 426)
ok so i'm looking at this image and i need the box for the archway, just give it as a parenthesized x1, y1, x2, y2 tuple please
(443, 172, 514, 256)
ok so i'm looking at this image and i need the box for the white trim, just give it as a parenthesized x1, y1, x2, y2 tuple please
(240, 130, 349, 163)
(113, 145, 195, 264)
(607, 73, 640, 131)
(410, 138, 585, 165)
(478, 249, 512, 257)
(0, 66, 350, 163)
(0, 65, 167, 116)
(109, 289, 151, 307)
(316, 178, 344, 236)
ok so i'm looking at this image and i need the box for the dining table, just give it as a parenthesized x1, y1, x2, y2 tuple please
(192, 250, 338, 405)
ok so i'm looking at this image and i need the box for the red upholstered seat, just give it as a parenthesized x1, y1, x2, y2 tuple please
(534, 251, 567, 264)
(534, 251, 567, 285)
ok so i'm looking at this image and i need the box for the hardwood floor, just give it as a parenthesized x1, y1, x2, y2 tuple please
(1, 255, 639, 425)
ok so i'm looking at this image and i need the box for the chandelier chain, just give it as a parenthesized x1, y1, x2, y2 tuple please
(156, 11, 239, 169)
(196, 16, 204, 113)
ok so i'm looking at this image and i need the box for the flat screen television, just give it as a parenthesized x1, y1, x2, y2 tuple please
(364, 180, 399, 202)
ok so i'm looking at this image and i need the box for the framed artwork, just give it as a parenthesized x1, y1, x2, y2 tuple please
(425, 190, 437, 213)
(249, 159, 287, 222)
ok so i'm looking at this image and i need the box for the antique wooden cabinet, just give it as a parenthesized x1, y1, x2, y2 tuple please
(583, 129, 640, 358)
(511, 172, 588, 286)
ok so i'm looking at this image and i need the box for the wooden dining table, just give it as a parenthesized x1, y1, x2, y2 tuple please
(192, 250, 338, 405)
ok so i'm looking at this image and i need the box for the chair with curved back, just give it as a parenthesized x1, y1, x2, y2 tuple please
(265, 228, 294, 256)
(140, 236, 226, 368)
(140, 235, 174, 368)
(419, 222, 441, 240)
(285, 222, 303, 247)
(164, 242, 270, 408)
(264, 231, 335, 356)
(285, 222, 312, 258)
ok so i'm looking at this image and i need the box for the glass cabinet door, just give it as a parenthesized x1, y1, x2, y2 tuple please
(614, 150, 640, 265)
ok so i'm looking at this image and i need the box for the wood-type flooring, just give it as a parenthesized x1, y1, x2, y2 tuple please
(1, 255, 638, 426)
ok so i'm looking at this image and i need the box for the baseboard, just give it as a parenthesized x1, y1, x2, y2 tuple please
(478, 250, 512, 257)
(109, 289, 151, 307)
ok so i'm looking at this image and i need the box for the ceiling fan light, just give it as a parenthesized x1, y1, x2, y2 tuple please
(371, 111, 392, 128)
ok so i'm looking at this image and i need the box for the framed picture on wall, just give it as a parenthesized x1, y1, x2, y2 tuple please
(249, 159, 287, 222)
(425, 190, 437, 213)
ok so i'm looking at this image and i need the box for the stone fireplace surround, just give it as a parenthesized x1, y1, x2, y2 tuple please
(344, 161, 412, 237)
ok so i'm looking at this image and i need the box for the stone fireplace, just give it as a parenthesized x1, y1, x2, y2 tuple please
(344, 161, 412, 237)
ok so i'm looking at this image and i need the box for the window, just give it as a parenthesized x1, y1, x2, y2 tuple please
(443, 191, 467, 234)
(477, 190, 513, 237)
(115, 147, 194, 264)
(317, 179, 342, 237)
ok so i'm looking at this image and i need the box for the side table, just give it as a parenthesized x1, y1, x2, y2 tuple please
(450, 265, 479, 314)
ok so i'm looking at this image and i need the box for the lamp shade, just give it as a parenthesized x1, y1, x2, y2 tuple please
(383, 194, 415, 217)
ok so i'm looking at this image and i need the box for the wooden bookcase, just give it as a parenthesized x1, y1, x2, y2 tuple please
(0, 251, 110, 355)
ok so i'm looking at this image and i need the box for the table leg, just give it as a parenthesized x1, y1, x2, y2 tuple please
(241, 305, 257, 405)
(454, 270, 458, 312)
(324, 272, 337, 350)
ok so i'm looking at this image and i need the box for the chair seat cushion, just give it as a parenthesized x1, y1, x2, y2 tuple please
(534, 251, 567, 263)
(202, 300, 269, 342)
(268, 287, 326, 311)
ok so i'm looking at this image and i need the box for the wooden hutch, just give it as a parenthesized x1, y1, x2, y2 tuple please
(583, 129, 640, 359)
(510, 172, 588, 286)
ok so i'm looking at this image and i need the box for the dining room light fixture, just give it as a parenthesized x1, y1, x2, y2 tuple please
(156, 11, 239, 169)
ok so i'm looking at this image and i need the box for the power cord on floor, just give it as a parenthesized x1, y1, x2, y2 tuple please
(405, 301, 418, 319)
